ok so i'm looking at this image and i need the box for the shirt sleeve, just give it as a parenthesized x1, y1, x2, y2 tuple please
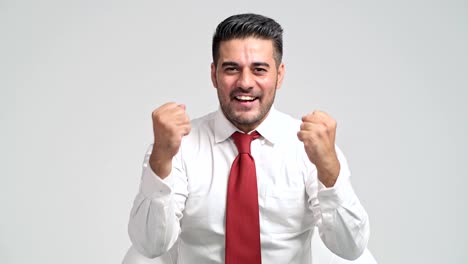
(128, 145, 188, 258)
(307, 146, 370, 260)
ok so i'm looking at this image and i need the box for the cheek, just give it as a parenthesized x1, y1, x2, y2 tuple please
(218, 79, 235, 93)
(220, 76, 236, 87)
(259, 79, 277, 93)
(216, 86, 231, 101)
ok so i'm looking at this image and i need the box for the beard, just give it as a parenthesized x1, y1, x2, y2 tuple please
(218, 86, 277, 131)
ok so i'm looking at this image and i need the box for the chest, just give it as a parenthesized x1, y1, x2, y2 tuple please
(180, 140, 316, 234)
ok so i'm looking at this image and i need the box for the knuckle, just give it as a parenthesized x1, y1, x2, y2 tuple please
(152, 109, 159, 119)
(165, 102, 177, 108)
(153, 113, 166, 125)
(316, 124, 328, 135)
(297, 131, 305, 141)
(323, 125, 330, 134)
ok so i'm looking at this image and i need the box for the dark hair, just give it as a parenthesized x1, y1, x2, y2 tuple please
(212, 13, 283, 67)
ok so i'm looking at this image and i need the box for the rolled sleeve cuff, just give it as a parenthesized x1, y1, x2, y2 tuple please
(317, 160, 356, 210)
(141, 163, 174, 199)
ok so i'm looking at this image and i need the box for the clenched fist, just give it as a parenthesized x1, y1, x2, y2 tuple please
(149, 102, 191, 178)
(297, 110, 340, 187)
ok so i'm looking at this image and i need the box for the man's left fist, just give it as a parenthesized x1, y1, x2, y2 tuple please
(297, 110, 340, 187)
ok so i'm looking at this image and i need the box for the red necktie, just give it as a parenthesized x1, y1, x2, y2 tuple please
(225, 131, 262, 264)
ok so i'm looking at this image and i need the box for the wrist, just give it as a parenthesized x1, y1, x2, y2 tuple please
(149, 151, 173, 179)
(317, 158, 340, 188)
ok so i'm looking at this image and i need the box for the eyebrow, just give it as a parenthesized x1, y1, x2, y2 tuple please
(221, 61, 271, 68)
(252, 62, 270, 68)
(221, 62, 239, 67)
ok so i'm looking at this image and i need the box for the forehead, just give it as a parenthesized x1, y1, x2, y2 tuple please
(217, 37, 275, 63)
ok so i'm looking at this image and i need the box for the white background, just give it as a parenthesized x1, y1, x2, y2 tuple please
(1, 0, 467, 263)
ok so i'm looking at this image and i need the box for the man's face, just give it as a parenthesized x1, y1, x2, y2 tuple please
(211, 37, 285, 132)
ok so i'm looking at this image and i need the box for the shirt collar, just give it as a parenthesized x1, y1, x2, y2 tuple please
(255, 106, 280, 145)
(213, 106, 280, 145)
(214, 109, 238, 143)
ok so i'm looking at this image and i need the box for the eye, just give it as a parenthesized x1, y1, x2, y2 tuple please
(254, 67, 267, 73)
(224, 67, 239, 73)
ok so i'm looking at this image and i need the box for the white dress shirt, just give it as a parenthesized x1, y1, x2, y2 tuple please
(128, 108, 369, 263)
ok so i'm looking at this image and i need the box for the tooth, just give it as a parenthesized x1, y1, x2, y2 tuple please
(236, 95, 254, 100)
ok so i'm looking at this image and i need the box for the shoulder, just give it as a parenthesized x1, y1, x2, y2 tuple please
(272, 109, 302, 138)
(181, 110, 217, 146)
(275, 109, 302, 127)
(257, 108, 304, 152)
(190, 111, 217, 129)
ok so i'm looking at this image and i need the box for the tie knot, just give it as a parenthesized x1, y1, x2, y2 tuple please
(232, 131, 260, 154)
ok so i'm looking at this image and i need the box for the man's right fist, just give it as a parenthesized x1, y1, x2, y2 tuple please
(149, 102, 191, 178)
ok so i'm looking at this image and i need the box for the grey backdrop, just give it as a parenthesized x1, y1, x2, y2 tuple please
(1, 0, 467, 263)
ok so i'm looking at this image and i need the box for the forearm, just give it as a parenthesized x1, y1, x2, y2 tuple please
(317, 178, 370, 260)
(128, 148, 184, 258)
(149, 146, 173, 179)
(308, 146, 370, 260)
(128, 190, 180, 258)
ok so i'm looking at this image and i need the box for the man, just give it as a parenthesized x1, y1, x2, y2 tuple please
(128, 13, 369, 263)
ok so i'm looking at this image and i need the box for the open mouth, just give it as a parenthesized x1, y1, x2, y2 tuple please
(234, 95, 258, 102)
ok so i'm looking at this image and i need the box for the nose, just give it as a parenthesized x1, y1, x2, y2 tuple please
(236, 69, 254, 89)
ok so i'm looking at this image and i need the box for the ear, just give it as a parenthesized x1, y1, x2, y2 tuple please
(211, 62, 218, 88)
(276, 63, 285, 89)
